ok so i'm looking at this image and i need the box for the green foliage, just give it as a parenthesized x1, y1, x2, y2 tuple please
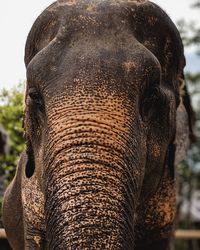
(0, 83, 25, 183)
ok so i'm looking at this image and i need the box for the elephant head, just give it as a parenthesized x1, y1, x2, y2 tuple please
(3, 0, 194, 249)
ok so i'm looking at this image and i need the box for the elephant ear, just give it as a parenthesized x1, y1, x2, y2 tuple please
(174, 76, 195, 165)
(25, 2, 60, 66)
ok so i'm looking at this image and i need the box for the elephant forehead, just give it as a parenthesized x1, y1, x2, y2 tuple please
(25, 0, 184, 86)
(27, 29, 160, 96)
(56, 0, 146, 34)
(57, 0, 146, 7)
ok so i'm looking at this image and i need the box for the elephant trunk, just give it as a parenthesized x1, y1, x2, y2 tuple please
(43, 95, 144, 249)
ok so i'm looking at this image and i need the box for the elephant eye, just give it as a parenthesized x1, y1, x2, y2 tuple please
(28, 88, 42, 105)
(140, 86, 160, 123)
(140, 97, 155, 123)
(140, 85, 168, 123)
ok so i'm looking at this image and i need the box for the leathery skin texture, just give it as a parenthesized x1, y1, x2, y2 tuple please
(2, 0, 194, 249)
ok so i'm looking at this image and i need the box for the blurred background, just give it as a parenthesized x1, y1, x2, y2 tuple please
(0, 1, 200, 249)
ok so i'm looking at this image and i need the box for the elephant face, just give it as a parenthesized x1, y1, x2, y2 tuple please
(23, 0, 192, 248)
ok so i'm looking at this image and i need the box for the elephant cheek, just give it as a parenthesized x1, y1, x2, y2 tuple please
(42, 94, 145, 249)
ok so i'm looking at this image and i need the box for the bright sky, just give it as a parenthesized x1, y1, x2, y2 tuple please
(0, 0, 199, 90)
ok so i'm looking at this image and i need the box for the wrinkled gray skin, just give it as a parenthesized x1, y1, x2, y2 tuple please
(3, 0, 193, 249)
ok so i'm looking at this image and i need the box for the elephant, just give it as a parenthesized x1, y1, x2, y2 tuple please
(2, 0, 194, 249)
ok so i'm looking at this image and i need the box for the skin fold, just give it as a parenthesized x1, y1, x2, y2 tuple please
(2, 0, 194, 249)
